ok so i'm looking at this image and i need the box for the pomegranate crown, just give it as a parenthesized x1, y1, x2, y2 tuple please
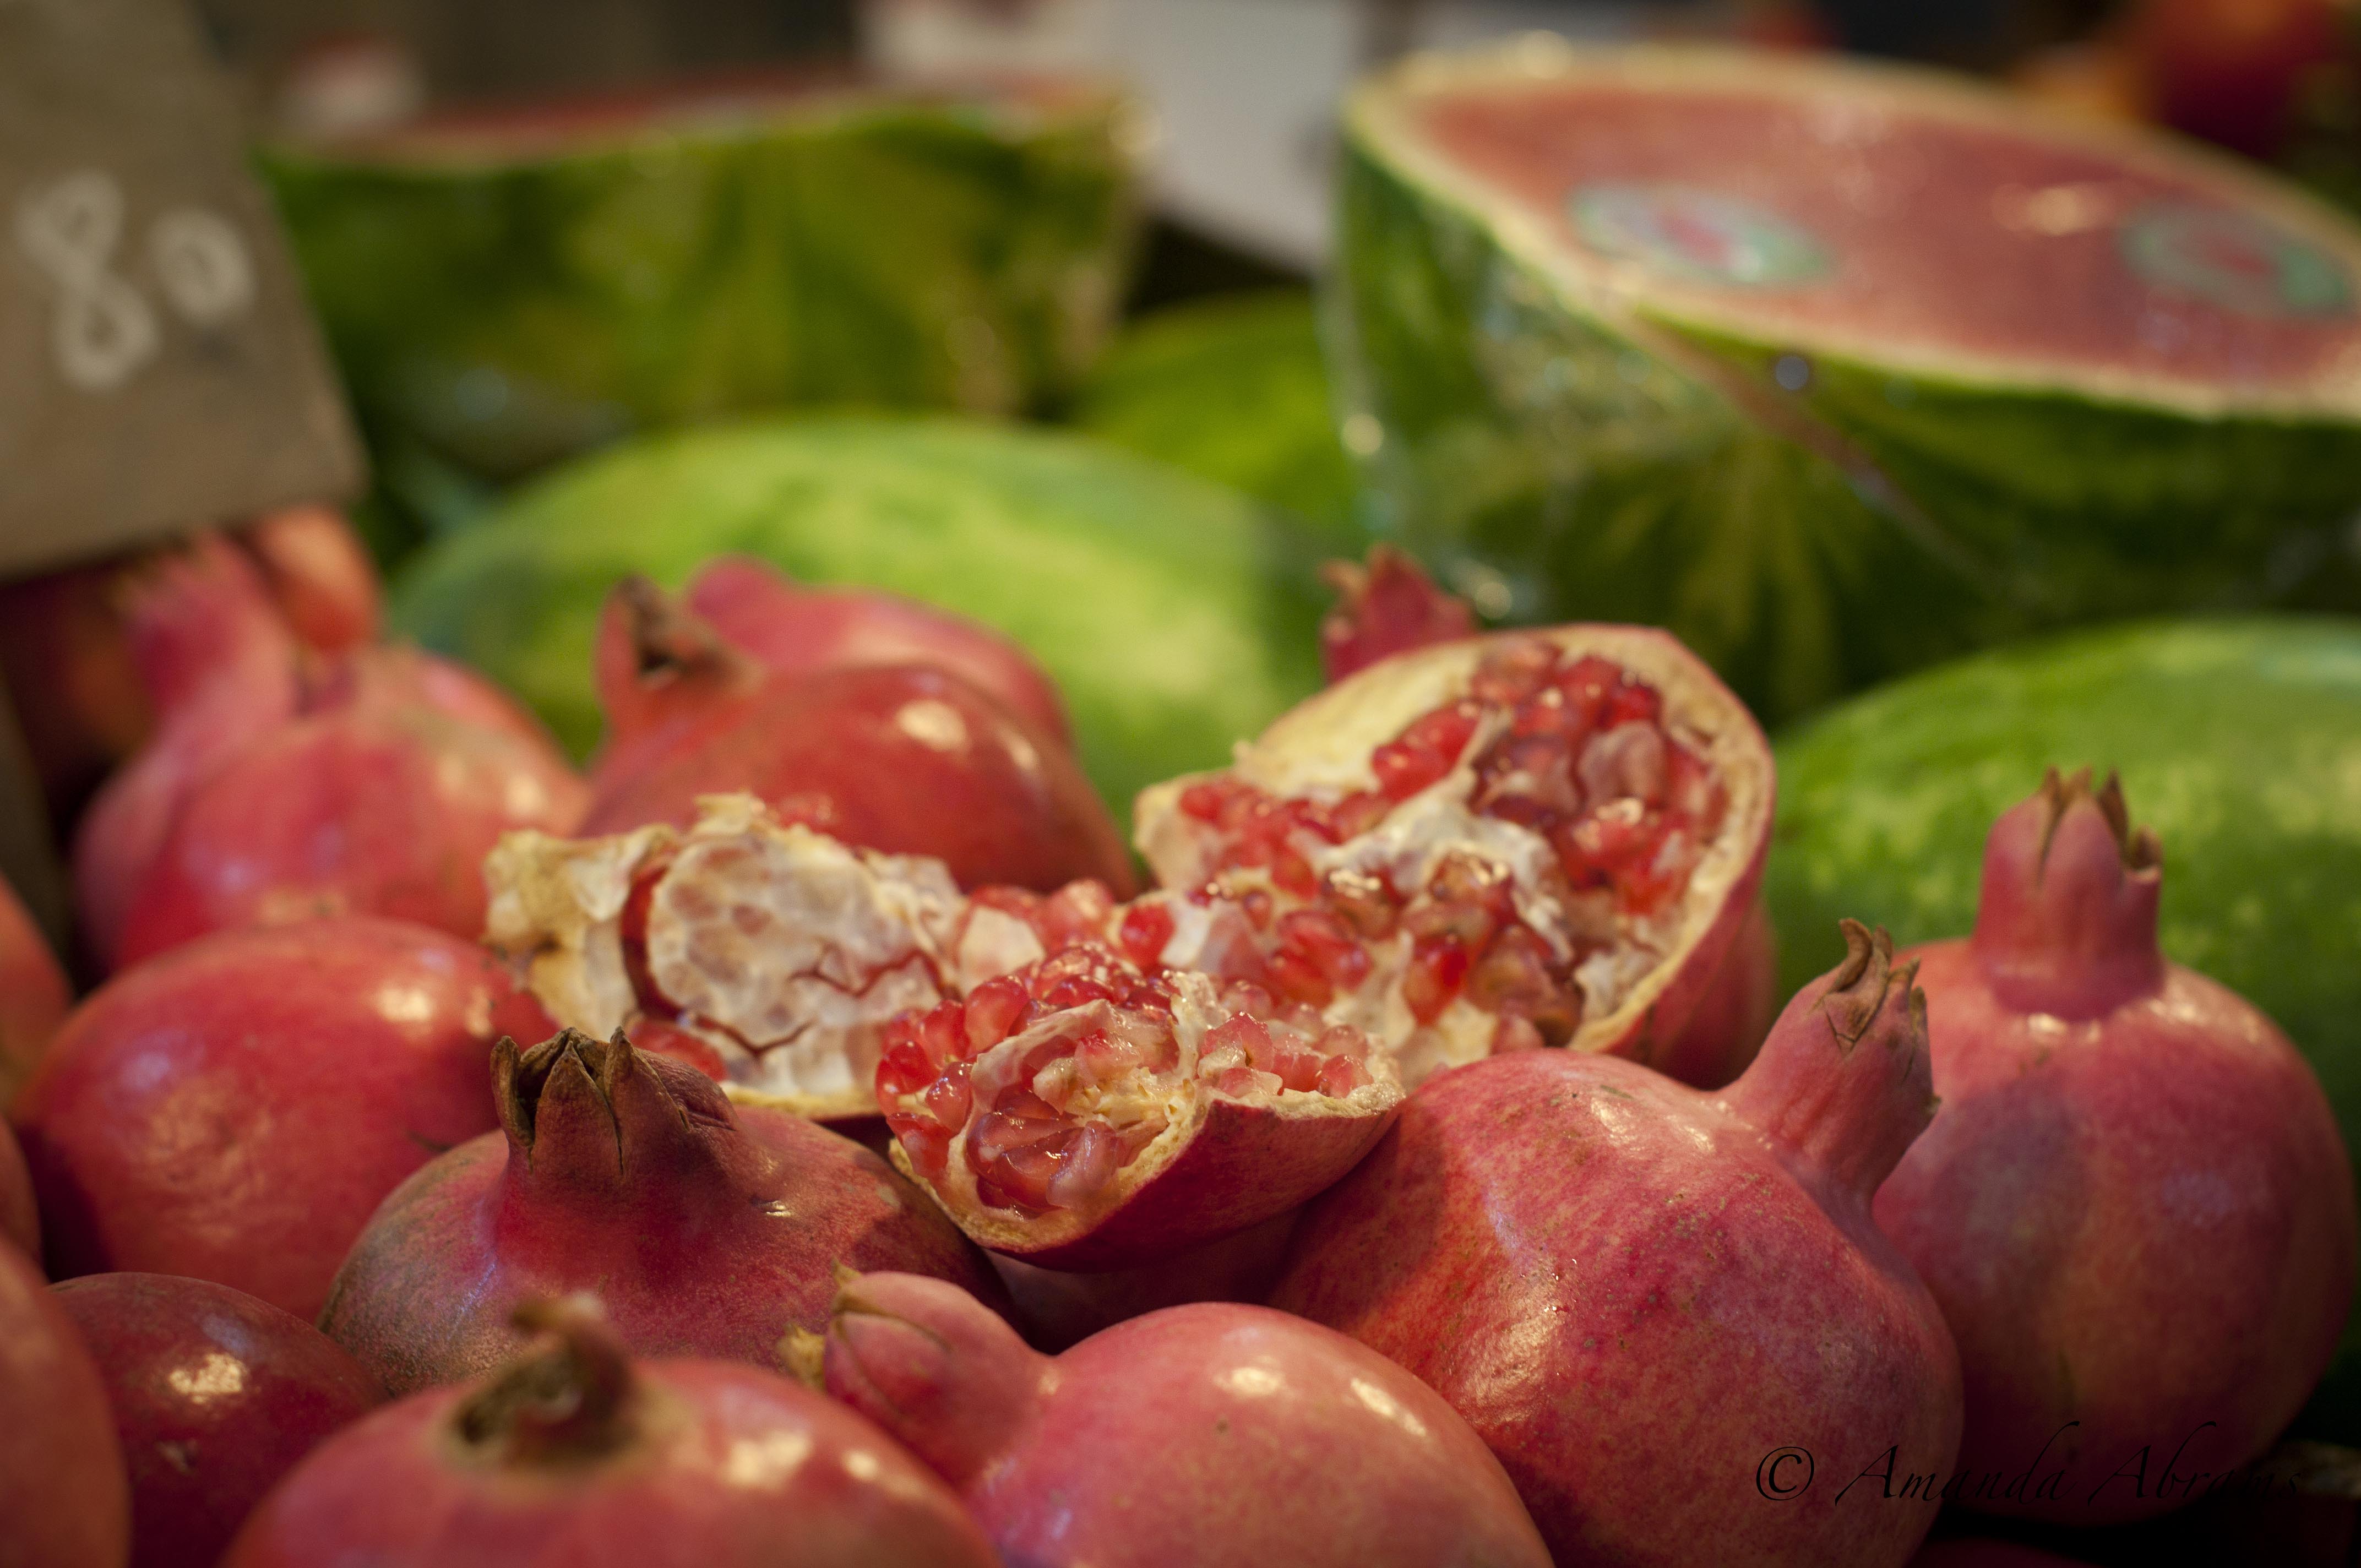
(1318, 545, 1478, 682)
(1820, 918, 1927, 1060)
(615, 574, 743, 688)
(453, 1295, 641, 1466)
(1971, 766, 2166, 1019)
(493, 1028, 738, 1190)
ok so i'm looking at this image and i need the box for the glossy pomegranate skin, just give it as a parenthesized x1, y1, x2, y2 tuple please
(321, 1030, 1010, 1394)
(223, 1307, 998, 1568)
(50, 1273, 385, 1568)
(1270, 925, 1961, 1568)
(686, 554, 1074, 745)
(586, 662, 1134, 895)
(0, 875, 72, 1107)
(12, 917, 549, 1320)
(0, 1242, 128, 1568)
(823, 1271, 1551, 1568)
(1874, 773, 2354, 1526)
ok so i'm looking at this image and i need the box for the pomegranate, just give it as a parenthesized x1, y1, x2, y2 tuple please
(1873, 769, 2354, 1525)
(12, 917, 548, 1320)
(2128, 0, 2348, 157)
(0, 872, 72, 1104)
(684, 553, 1073, 744)
(320, 1027, 1010, 1395)
(50, 1272, 386, 1568)
(1, 1119, 39, 1260)
(1270, 921, 1963, 1567)
(225, 1297, 997, 1568)
(815, 1269, 1551, 1568)
(1317, 543, 1477, 683)
(0, 510, 379, 823)
(0, 1242, 128, 1568)
(580, 575, 1130, 894)
(73, 536, 587, 970)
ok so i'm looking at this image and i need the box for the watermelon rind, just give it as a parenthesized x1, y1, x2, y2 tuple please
(1071, 290, 1363, 551)
(1765, 615, 2361, 1438)
(262, 77, 1144, 484)
(1334, 39, 2361, 722)
(386, 416, 1330, 829)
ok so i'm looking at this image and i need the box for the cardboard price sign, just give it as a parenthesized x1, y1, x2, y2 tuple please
(0, 0, 367, 947)
(0, 0, 365, 577)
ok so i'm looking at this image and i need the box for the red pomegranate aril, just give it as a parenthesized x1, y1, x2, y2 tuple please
(1403, 935, 1470, 1024)
(922, 1066, 973, 1131)
(1267, 949, 1336, 1008)
(1467, 638, 1557, 705)
(1272, 849, 1320, 899)
(1277, 908, 1373, 992)
(1579, 722, 1668, 807)
(1178, 780, 1233, 822)
(1202, 1014, 1272, 1069)
(1277, 1049, 1326, 1093)
(1603, 678, 1663, 728)
(964, 978, 1029, 1052)
(1118, 902, 1175, 970)
(1045, 1124, 1119, 1209)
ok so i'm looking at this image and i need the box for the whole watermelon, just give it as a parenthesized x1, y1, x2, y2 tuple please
(1072, 291, 1362, 550)
(1335, 40, 2361, 722)
(387, 417, 1329, 827)
(1766, 616, 2361, 1437)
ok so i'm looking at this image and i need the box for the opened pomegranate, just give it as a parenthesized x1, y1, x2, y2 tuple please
(73, 535, 585, 970)
(579, 576, 1129, 894)
(321, 1027, 1008, 1395)
(684, 553, 1072, 743)
(1318, 544, 1477, 682)
(1, 1119, 39, 1260)
(0, 1242, 127, 1568)
(226, 1297, 996, 1568)
(0, 873, 71, 1104)
(13, 917, 547, 1319)
(1873, 770, 2354, 1526)
(0, 509, 379, 821)
(813, 1270, 1548, 1567)
(1270, 921, 1963, 1567)
(52, 1272, 385, 1568)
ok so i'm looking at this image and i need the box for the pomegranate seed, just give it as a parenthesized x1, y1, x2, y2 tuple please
(1215, 1065, 1281, 1098)
(1317, 1055, 1362, 1097)
(1275, 1048, 1325, 1093)
(1180, 780, 1234, 821)
(1324, 868, 1401, 940)
(1240, 890, 1273, 930)
(1277, 908, 1372, 991)
(991, 1135, 1073, 1211)
(896, 1126, 950, 1178)
(1224, 981, 1275, 1019)
(1604, 678, 1662, 727)
(1273, 848, 1320, 900)
(1510, 685, 1588, 741)
(922, 1063, 973, 1130)
(1579, 723, 1668, 808)
(1403, 934, 1470, 1024)
(1469, 638, 1558, 705)
(1118, 902, 1176, 971)
(1370, 702, 1480, 802)
(920, 1003, 969, 1070)
(1466, 925, 1558, 1013)
(964, 977, 1029, 1053)
(1267, 949, 1335, 1009)
(1204, 1014, 1274, 1072)
(1331, 790, 1392, 839)
(1493, 1015, 1547, 1054)
(1042, 881, 1117, 947)
(1045, 1121, 1119, 1210)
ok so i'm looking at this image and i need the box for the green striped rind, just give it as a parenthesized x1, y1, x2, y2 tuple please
(262, 87, 1143, 484)
(387, 417, 1329, 827)
(1333, 45, 2361, 724)
(1071, 291, 1362, 551)
(1765, 616, 2361, 1436)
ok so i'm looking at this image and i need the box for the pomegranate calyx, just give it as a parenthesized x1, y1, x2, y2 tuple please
(1972, 767, 2167, 1020)
(618, 574, 744, 689)
(496, 1028, 739, 1201)
(1728, 920, 1934, 1202)
(453, 1296, 642, 1466)
(823, 1271, 1046, 1490)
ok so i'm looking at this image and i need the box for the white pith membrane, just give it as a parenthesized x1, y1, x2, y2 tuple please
(483, 629, 1765, 1222)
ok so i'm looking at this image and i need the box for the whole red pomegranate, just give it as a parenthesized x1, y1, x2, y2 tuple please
(51, 1273, 385, 1568)
(73, 536, 586, 971)
(13, 917, 548, 1319)
(321, 1028, 1010, 1394)
(580, 576, 1130, 894)
(1, 1119, 39, 1260)
(0, 873, 71, 1105)
(0, 1242, 127, 1568)
(819, 1270, 1549, 1566)
(684, 553, 1073, 744)
(1873, 769, 2354, 1525)
(1270, 921, 1963, 1567)
(225, 1298, 996, 1568)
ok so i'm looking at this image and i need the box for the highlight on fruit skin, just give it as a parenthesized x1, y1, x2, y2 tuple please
(222, 1295, 1000, 1568)
(1873, 767, 2357, 1526)
(1268, 919, 1962, 1568)
(815, 1268, 1554, 1568)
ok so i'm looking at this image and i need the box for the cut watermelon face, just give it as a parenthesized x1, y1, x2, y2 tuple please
(263, 72, 1143, 490)
(1336, 42, 2361, 722)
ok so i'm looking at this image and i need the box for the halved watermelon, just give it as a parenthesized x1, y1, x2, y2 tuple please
(1334, 40, 2361, 721)
(262, 71, 1143, 484)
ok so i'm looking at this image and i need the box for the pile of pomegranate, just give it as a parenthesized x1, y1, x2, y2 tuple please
(0, 532, 2348, 1568)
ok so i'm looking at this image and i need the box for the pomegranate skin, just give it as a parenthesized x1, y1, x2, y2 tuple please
(686, 554, 1074, 745)
(0, 1242, 128, 1568)
(225, 1300, 995, 1568)
(237, 506, 380, 654)
(584, 576, 1132, 895)
(1, 1120, 39, 1260)
(0, 874, 71, 1107)
(822, 1271, 1552, 1568)
(1270, 922, 1963, 1568)
(321, 1029, 1010, 1394)
(1873, 770, 2355, 1526)
(50, 1273, 385, 1568)
(12, 917, 548, 1320)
